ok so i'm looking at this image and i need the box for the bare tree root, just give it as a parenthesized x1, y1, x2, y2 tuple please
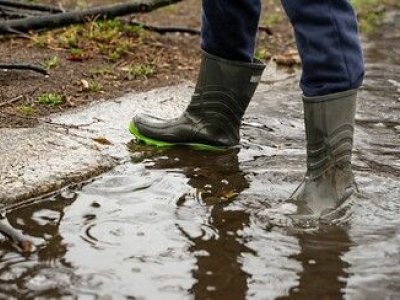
(128, 20, 200, 35)
(0, 6, 33, 19)
(0, 0, 62, 13)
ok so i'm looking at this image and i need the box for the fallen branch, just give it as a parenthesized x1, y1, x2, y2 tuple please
(0, 5, 47, 19)
(0, 6, 30, 19)
(0, 221, 34, 253)
(0, 63, 48, 75)
(0, 0, 184, 34)
(0, 0, 63, 13)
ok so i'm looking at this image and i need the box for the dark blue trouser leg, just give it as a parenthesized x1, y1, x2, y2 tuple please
(201, 0, 261, 62)
(281, 0, 364, 96)
(201, 0, 365, 96)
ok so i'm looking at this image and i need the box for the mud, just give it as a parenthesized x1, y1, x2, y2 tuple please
(0, 11, 399, 300)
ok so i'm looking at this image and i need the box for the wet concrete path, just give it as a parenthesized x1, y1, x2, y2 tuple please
(0, 11, 400, 300)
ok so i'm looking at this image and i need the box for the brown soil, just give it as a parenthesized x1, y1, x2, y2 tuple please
(0, 0, 203, 127)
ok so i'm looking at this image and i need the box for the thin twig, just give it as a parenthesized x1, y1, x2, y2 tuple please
(0, 110, 40, 121)
(0, 110, 100, 130)
(0, 95, 23, 108)
(258, 25, 273, 35)
(43, 119, 100, 129)
(58, 2, 66, 13)
(0, 63, 48, 75)
(129, 20, 200, 35)
(128, 20, 271, 36)
(0, 221, 34, 253)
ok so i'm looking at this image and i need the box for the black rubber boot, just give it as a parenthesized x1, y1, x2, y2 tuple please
(290, 89, 358, 217)
(129, 51, 265, 150)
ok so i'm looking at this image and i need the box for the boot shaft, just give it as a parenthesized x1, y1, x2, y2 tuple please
(303, 90, 357, 179)
(188, 51, 265, 124)
(183, 51, 265, 146)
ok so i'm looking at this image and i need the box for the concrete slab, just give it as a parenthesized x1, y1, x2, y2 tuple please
(0, 83, 193, 204)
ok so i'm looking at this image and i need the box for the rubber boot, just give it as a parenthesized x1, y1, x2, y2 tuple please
(290, 89, 358, 217)
(129, 51, 265, 150)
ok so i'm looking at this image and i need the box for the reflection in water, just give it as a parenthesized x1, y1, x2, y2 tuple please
(0, 193, 77, 298)
(147, 148, 352, 300)
(148, 147, 249, 204)
(285, 227, 351, 300)
(188, 207, 250, 300)
(7, 194, 76, 260)
(150, 148, 252, 300)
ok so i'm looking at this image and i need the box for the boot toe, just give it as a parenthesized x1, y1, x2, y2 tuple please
(133, 113, 166, 129)
(131, 112, 187, 144)
(132, 113, 171, 137)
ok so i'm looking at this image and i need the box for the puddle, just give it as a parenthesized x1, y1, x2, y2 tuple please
(1, 11, 400, 300)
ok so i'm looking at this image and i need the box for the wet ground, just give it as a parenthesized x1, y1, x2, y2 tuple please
(0, 11, 400, 300)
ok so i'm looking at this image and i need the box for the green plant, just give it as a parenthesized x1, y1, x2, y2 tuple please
(70, 48, 83, 56)
(90, 20, 122, 42)
(76, 0, 89, 9)
(128, 64, 156, 79)
(262, 12, 282, 27)
(17, 105, 34, 116)
(89, 82, 102, 92)
(68, 48, 85, 60)
(90, 66, 114, 76)
(126, 24, 144, 35)
(350, 0, 391, 34)
(41, 56, 59, 70)
(351, 0, 380, 10)
(66, 37, 79, 48)
(37, 94, 63, 106)
(58, 27, 80, 48)
(359, 11, 382, 34)
(31, 35, 48, 48)
(109, 51, 121, 61)
(255, 48, 268, 60)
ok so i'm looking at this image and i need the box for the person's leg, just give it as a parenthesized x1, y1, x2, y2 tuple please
(130, 0, 265, 149)
(201, 0, 262, 62)
(281, 0, 364, 97)
(281, 0, 364, 216)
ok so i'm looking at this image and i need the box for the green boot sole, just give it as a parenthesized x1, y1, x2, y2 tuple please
(128, 122, 228, 152)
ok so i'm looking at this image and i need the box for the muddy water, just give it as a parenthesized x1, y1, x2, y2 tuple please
(1, 11, 400, 300)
